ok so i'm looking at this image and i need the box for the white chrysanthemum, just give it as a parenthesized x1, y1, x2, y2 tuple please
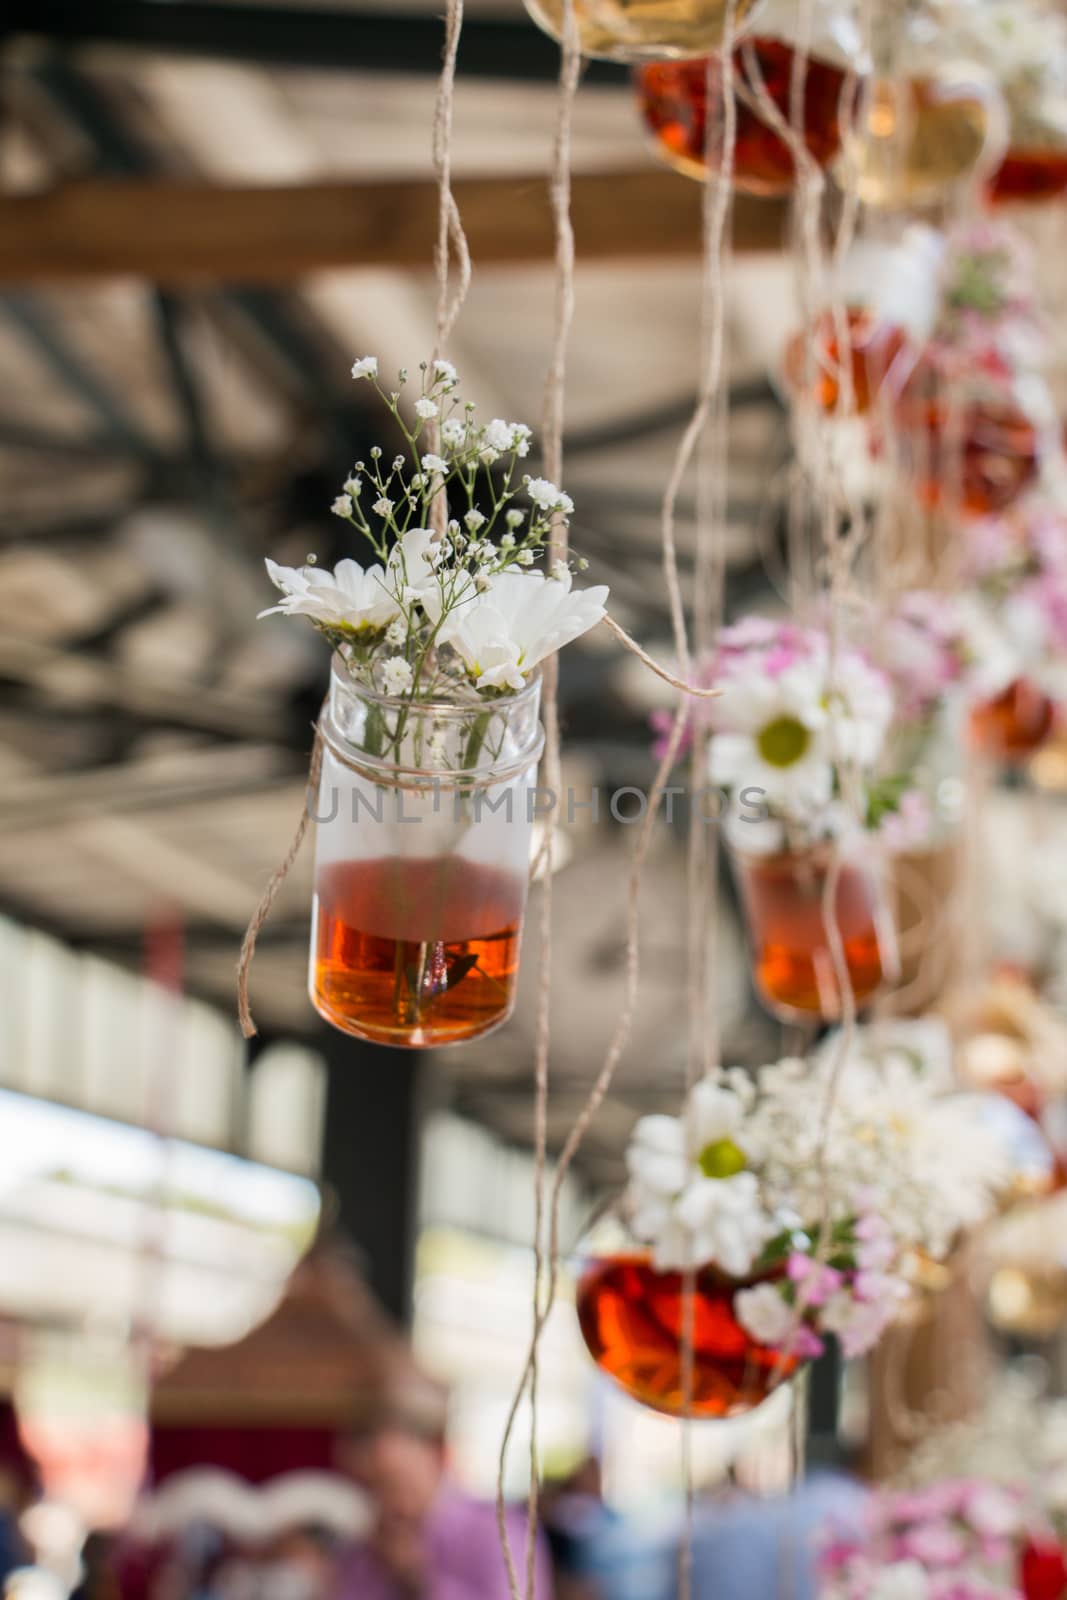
(415, 396, 439, 420)
(259, 557, 399, 632)
(351, 356, 378, 380)
(427, 569, 608, 692)
(381, 656, 414, 696)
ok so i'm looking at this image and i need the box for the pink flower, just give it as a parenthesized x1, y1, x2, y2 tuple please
(900, 1520, 969, 1566)
(787, 1252, 844, 1307)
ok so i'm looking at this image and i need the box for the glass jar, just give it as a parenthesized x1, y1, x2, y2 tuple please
(892, 387, 1041, 518)
(522, 0, 760, 63)
(576, 1249, 800, 1419)
(309, 658, 544, 1048)
(838, 66, 1007, 209)
(784, 305, 912, 417)
(969, 677, 1058, 764)
(636, 39, 848, 195)
(729, 836, 897, 1023)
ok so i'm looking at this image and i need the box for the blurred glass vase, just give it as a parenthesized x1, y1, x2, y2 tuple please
(729, 837, 896, 1023)
(839, 66, 1007, 210)
(310, 657, 544, 1047)
(523, 0, 760, 63)
(636, 39, 848, 194)
(969, 678, 1058, 765)
(576, 1250, 800, 1419)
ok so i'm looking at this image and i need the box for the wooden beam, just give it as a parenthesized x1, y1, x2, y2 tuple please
(0, 172, 787, 285)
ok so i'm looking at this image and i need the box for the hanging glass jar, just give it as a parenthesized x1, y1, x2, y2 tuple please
(838, 63, 1007, 210)
(984, 19, 1067, 205)
(784, 305, 913, 418)
(576, 1243, 800, 1419)
(522, 0, 761, 64)
(727, 833, 897, 1023)
(969, 677, 1058, 764)
(636, 38, 848, 194)
(310, 656, 544, 1048)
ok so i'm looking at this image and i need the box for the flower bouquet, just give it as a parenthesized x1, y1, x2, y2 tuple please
(959, 502, 1067, 763)
(819, 1479, 1027, 1600)
(893, 222, 1046, 519)
(575, 1042, 1011, 1419)
(259, 358, 608, 1046)
(703, 616, 899, 1020)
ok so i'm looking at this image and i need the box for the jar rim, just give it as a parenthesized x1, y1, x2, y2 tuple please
(329, 652, 542, 718)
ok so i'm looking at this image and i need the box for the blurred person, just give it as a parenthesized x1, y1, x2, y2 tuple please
(334, 1372, 553, 1600)
(685, 1471, 867, 1600)
(71, 1534, 121, 1600)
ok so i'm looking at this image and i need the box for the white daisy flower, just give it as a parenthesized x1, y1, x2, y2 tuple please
(259, 557, 399, 632)
(424, 569, 608, 693)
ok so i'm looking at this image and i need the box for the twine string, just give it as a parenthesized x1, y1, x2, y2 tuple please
(236, 725, 324, 1039)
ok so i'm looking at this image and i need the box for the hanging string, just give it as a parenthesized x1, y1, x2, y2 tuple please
(677, 21, 738, 1598)
(237, 725, 324, 1038)
(495, 0, 581, 1591)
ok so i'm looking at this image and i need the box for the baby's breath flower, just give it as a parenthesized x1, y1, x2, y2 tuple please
(381, 656, 415, 696)
(343, 477, 362, 497)
(551, 559, 570, 583)
(510, 423, 532, 458)
(428, 729, 449, 765)
(385, 618, 406, 647)
(415, 397, 439, 420)
(409, 474, 425, 491)
(422, 453, 448, 475)
(577, 557, 589, 571)
(392, 455, 405, 471)
(441, 419, 466, 449)
(373, 497, 394, 517)
(482, 419, 513, 455)
(464, 510, 487, 533)
(370, 446, 382, 460)
(517, 549, 534, 567)
(351, 356, 378, 380)
(500, 533, 516, 550)
(475, 574, 492, 593)
(433, 359, 458, 385)
(526, 476, 574, 515)
(331, 494, 353, 518)
(505, 509, 525, 529)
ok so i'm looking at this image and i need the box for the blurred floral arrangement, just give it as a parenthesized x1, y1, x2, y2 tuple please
(622, 1025, 1011, 1364)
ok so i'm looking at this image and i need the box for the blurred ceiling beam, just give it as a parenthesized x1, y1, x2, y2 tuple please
(3, 0, 626, 84)
(0, 173, 786, 284)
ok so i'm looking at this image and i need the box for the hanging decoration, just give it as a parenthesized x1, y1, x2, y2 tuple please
(522, 0, 760, 63)
(838, 63, 1007, 210)
(637, 39, 847, 195)
(577, 1046, 1014, 1419)
(257, 369, 604, 1046)
(669, 617, 901, 1022)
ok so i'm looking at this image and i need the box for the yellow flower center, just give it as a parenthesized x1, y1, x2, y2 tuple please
(698, 1138, 747, 1179)
(757, 714, 811, 768)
